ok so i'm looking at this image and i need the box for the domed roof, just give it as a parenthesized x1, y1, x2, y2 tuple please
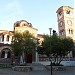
(14, 20, 32, 27)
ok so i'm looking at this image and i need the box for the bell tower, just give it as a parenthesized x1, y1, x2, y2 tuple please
(56, 6, 74, 40)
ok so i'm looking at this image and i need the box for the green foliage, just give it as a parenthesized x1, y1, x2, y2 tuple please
(11, 32, 23, 56)
(39, 34, 74, 65)
(22, 31, 36, 54)
(11, 31, 36, 64)
(37, 46, 45, 54)
(11, 31, 36, 56)
(62, 38, 74, 52)
(42, 35, 51, 56)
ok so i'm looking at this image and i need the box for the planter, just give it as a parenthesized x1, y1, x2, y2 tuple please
(12, 66, 32, 72)
(45, 66, 65, 71)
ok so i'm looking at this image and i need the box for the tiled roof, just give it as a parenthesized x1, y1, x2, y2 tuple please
(0, 30, 13, 35)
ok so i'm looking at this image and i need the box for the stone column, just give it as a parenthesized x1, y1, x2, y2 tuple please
(4, 35, 6, 44)
(9, 36, 12, 44)
(35, 47, 39, 62)
(4, 51, 8, 58)
(36, 51, 38, 62)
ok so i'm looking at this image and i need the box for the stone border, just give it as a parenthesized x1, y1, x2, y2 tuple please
(12, 66, 32, 72)
(45, 66, 66, 71)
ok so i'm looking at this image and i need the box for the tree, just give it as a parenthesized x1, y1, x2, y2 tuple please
(49, 34, 64, 65)
(62, 38, 75, 58)
(62, 38, 74, 52)
(11, 32, 23, 64)
(22, 31, 36, 64)
(11, 32, 23, 56)
(11, 31, 36, 65)
(39, 34, 74, 65)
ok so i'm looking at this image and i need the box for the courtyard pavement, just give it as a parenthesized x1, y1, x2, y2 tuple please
(0, 63, 75, 75)
(0, 68, 50, 75)
(0, 68, 75, 75)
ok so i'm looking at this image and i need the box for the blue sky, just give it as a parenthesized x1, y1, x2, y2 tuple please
(0, 0, 74, 34)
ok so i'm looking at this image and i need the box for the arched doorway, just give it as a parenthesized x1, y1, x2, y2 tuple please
(1, 48, 11, 58)
(0, 45, 13, 64)
(26, 53, 32, 63)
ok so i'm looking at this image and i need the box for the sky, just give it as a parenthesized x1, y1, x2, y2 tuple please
(0, 0, 74, 34)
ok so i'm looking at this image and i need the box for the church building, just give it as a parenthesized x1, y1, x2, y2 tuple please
(0, 6, 74, 64)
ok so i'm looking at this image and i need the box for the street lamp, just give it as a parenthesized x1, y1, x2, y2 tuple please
(49, 28, 53, 75)
(49, 28, 52, 37)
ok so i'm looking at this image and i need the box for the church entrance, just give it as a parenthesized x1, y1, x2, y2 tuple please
(26, 53, 32, 63)
(0, 48, 12, 63)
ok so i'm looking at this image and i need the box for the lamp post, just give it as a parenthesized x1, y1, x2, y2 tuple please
(49, 28, 52, 37)
(49, 28, 52, 75)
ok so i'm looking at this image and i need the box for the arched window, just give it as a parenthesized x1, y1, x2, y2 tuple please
(60, 29, 64, 36)
(68, 29, 73, 34)
(59, 12, 62, 16)
(66, 10, 70, 14)
(2, 35, 4, 42)
(16, 23, 19, 27)
(69, 29, 70, 34)
(6, 35, 9, 41)
(71, 30, 73, 34)
(22, 23, 26, 26)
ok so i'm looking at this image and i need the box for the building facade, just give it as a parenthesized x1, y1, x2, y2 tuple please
(56, 6, 74, 40)
(14, 20, 38, 38)
(0, 30, 13, 63)
(0, 20, 38, 64)
(0, 6, 74, 64)
(0, 30, 13, 44)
